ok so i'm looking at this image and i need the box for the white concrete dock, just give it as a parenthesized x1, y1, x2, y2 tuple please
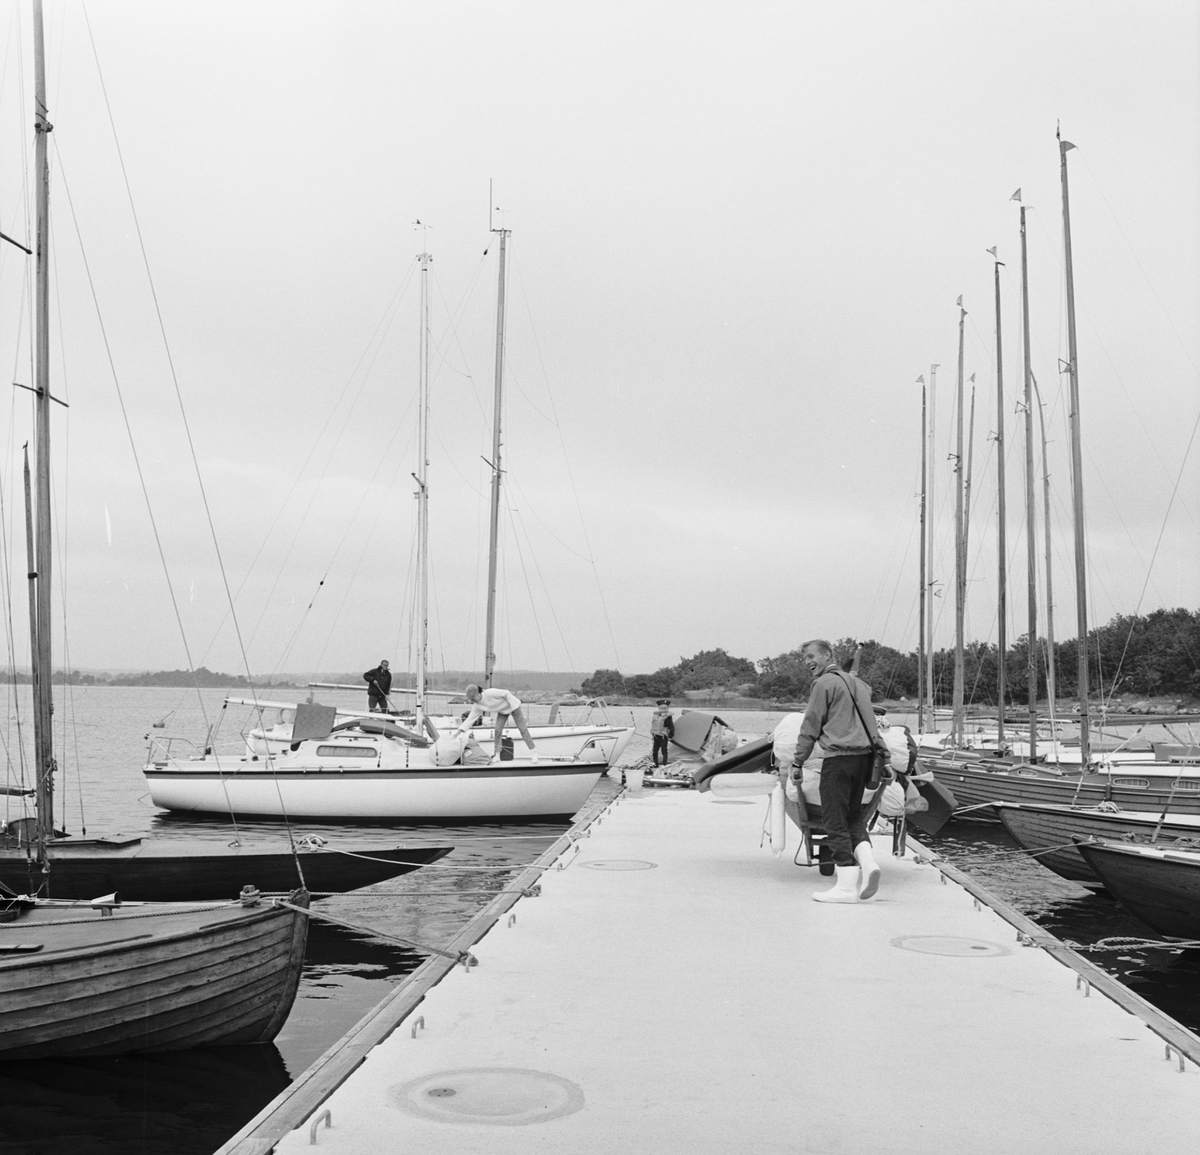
(260, 788, 1200, 1153)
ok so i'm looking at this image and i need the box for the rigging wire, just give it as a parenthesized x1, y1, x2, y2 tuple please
(50, 142, 209, 730)
(511, 252, 622, 672)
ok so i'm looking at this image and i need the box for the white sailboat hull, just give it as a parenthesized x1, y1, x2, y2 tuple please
(246, 719, 635, 767)
(144, 758, 604, 820)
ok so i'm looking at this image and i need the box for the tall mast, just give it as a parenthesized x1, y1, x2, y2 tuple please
(952, 302, 966, 746)
(990, 250, 1007, 743)
(1032, 376, 1057, 715)
(963, 374, 976, 574)
(925, 363, 939, 729)
(32, 0, 54, 849)
(483, 206, 510, 689)
(917, 375, 927, 733)
(1059, 133, 1089, 765)
(415, 248, 431, 731)
(1018, 198, 1038, 760)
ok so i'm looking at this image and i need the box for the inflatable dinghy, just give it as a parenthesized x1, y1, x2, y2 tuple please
(691, 737, 773, 792)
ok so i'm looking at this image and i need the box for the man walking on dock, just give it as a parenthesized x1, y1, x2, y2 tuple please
(791, 640, 884, 903)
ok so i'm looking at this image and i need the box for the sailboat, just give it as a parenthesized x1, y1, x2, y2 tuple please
(0, 0, 308, 1059)
(424, 214, 633, 760)
(919, 144, 1197, 816)
(143, 239, 611, 820)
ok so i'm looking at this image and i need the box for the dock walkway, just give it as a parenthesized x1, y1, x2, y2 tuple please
(254, 788, 1200, 1153)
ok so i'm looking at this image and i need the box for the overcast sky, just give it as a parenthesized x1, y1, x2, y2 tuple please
(0, 0, 1195, 680)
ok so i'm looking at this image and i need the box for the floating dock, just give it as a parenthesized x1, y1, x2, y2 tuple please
(221, 787, 1200, 1154)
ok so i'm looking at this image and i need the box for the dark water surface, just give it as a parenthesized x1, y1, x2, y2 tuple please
(1, 692, 1197, 1152)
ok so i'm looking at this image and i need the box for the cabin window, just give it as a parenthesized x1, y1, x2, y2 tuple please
(1173, 779, 1200, 791)
(1112, 777, 1149, 789)
(314, 744, 377, 758)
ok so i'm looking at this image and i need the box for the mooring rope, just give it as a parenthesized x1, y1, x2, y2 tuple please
(1026, 933, 1200, 954)
(274, 899, 476, 966)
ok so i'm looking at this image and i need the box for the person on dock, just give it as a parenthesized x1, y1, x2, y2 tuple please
(455, 685, 538, 761)
(791, 639, 885, 904)
(650, 700, 675, 767)
(363, 660, 392, 713)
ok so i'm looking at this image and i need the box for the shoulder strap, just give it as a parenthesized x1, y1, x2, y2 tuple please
(831, 669, 877, 748)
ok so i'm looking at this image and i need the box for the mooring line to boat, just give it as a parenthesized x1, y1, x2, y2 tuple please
(307, 847, 557, 872)
(1018, 933, 1200, 954)
(276, 885, 542, 899)
(274, 900, 477, 967)
(916, 841, 1084, 868)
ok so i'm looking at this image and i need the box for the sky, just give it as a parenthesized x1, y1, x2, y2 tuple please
(0, 0, 1195, 681)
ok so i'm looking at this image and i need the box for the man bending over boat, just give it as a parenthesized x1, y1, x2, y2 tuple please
(791, 639, 885, 904)
(455, 685, 539, 762)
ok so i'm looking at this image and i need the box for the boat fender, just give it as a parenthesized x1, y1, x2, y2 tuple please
(769, 782, 786, 854)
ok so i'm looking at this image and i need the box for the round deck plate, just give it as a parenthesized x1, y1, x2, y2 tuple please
(580, 859, 658, 870)
(891, 935, 1010, 957)
(390, 1068, 584, 1125)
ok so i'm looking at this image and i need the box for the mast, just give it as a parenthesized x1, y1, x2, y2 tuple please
(963, 374, 976, 572)
(952, 302, 966, 746)
(32, 0, 54, 849)
(1018, 198, 1038, 760)
(990, 250, 1007, 743)
(1033, 376, 1057, 715)
(483, 211, 510, 689)
(925, 363, 939, 729)
(1059, 133, 1089, 764)
(415, 248, 431, 731)
(917, 375, 927, 733)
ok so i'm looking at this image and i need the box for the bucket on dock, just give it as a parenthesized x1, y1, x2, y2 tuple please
(625, 765, 645, 794)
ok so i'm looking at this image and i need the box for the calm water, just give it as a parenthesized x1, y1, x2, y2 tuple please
(0, 692, 1196, 1153)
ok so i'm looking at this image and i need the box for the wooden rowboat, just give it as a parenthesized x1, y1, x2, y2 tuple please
(994, 801, 1200, 884)
(0, 833, 452, 901)
(0, 887, 309, 1059)
(1073, 838, 1200, 940)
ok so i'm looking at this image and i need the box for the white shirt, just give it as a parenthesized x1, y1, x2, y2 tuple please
(462, 688, 522, 728)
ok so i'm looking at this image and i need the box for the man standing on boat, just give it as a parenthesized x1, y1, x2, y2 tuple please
(456, 685, 539, 761)
(791, 639, 884, 904)
(651, 700, 675, 767)
(363, 660, 392, 713)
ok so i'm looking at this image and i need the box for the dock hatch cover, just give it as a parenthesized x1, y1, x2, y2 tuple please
(580, 859, 658, 870)
(891, 935, 1010, 958)
(390, 1068, 584, 1125)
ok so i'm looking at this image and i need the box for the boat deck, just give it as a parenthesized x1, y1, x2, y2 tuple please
(228, 788, 1200, 1154)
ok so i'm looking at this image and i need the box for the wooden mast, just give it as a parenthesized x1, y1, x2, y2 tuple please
(917, 374, 927, 733)
(483, 203, 510, 689)
(952, 302, 966, 745)
(1059, 133, 1089, 765)
(1017, 198, 1039, 760)
(415, 248, 431, 732)
(990, 250, 1008, 743)
(1032, 375, 1057, 715)
(32, 0, 55, 851)
(925, 362, 939, 728)
(963, 373, 976, 577)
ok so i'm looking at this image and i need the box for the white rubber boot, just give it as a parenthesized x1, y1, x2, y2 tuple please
(854, 841, 882, 901)
(812, 865, 860, 903)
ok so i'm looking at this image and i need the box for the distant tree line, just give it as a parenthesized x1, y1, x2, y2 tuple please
(0, 667, 294, 688)
(580, 608, 1200, 704)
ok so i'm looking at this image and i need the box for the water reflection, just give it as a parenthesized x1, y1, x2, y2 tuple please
(0, 1046, 290, 1155)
